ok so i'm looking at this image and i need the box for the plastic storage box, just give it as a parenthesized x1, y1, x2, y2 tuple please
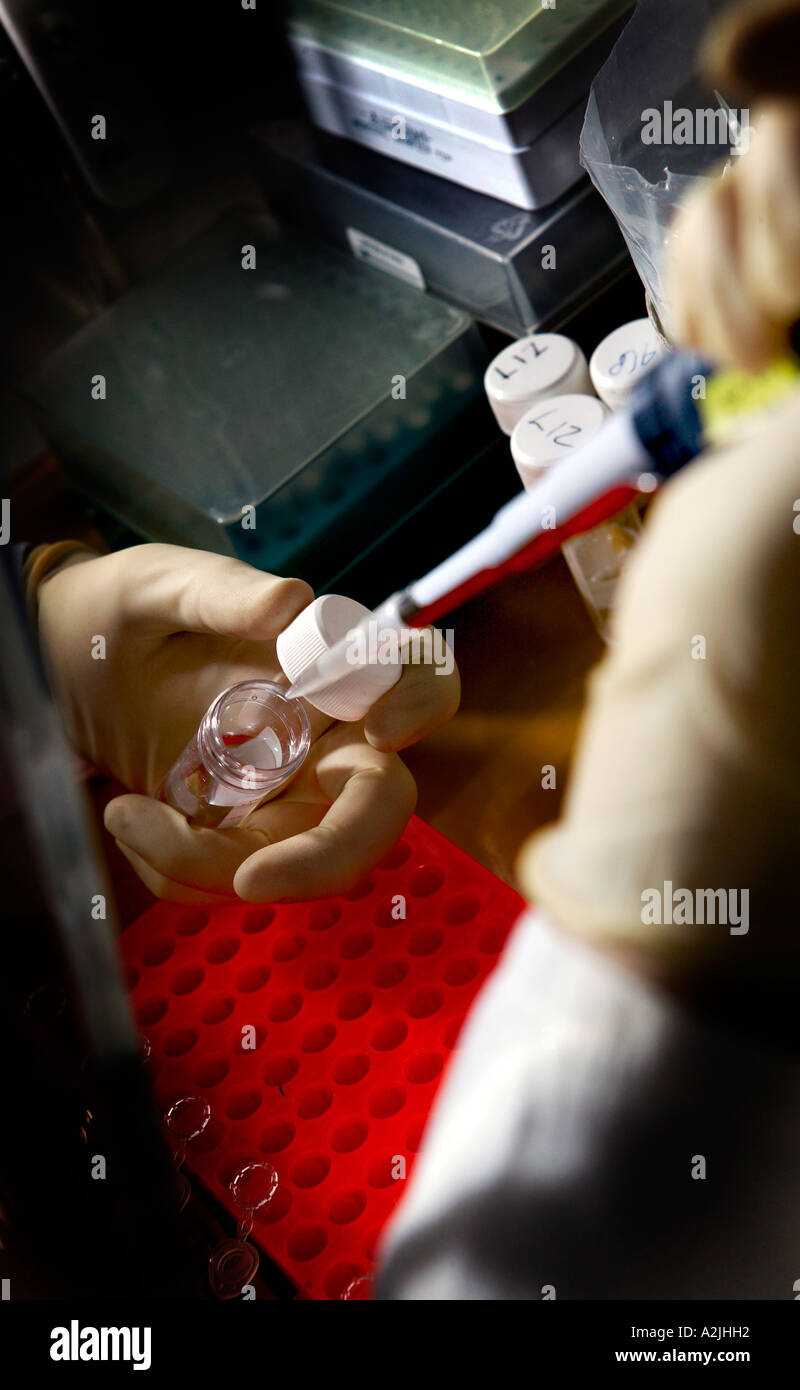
(288, 0, 633, 116)
(255, 120, 628, 338)
(291, 68, 586, 210)
(24, 213, 494, 591)
(287, 0, 633, 207)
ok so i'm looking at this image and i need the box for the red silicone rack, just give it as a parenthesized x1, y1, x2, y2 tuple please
(121, 815, 523, 1299)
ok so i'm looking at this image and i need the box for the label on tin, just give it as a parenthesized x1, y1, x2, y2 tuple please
(346, 227, 426, 291)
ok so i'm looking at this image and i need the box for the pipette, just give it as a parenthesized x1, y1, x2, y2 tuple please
(285, 348, 787, 702)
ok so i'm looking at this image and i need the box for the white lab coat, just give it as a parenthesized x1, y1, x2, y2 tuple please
(377, 910, 800, 1300)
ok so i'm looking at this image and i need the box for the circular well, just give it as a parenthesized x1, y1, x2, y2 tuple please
(334, 1053, 370, 1086)
(142, 937, 174, 967)
(171, 965, 204, 995)
(174, 909, 208, 936)
(263, 1054, 299, 1086)
(241, 906, 275, 934)
(205, 935, 240, 965)
(268, 990, 302, 1022)
(304, 960, 339, 990)
(406, 1051, 443, 1085)
(162, 1027, 198, 1057)
(297, 1085, 333, 1119)
(260, 1120, 296, 1154)
(308, 902, 341, 932)
(328, 1191, 366, 1226)
(193, 1058, 229, 1087)
(331, 1120, 368, 1154)
(290, 1154, 330, 1189)
(408, 928, 444, 957)
(136, 997, 167, 1027)
(224, 1088, 262, 1121)
(442, 892, 480, 925)
(442, 956, 480, 986)
(373, 959, 408, 989)
(338, 989, 372, 1022)
(407, 987, 444, 1019)
(409, 865, 445, 897)
(371, 1017, 408, 1051)
(369, 1085, 406, 1119)
(342, 875, 376, 901)
(340, 929, 374, 960)
(237, 965, 271, 994)
(379, 841, 411, 870)
(301, 1023, 336, 1053)
(202, 995, 235, 1025)
(287, 1226, 327, 1262)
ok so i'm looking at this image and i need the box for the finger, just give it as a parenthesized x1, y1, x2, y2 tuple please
(364, 635, 460, 752)
(106, 794, 247, 894)
(740, 105, 800, 326)
(114, 842, 233, 904)
(117, 544, 314, 640)
(106, 788, 328, 893)
(104, 793, 306, 896)
(666, 193, 714, 352)
(669, 175, 773, 371)
(234, 742, 417, 902)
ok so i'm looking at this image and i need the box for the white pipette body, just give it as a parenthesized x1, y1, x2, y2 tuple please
(287, 411, 648, 702)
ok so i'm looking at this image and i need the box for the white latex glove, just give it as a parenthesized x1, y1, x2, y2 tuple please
(37, 543, 459, 903)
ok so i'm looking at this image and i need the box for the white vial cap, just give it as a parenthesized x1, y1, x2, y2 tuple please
(589, 318, 664, 411)
(510, 394, 608, 490)
(276, 593, 402, 721)
(484, 333, 592, 435)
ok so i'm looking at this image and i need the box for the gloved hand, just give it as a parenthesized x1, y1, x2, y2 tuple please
(667, 101, 800, 372)
(519, 0, 800, 1023)
(667, 0, 800, 371)
(517, 378, 800, 1017)
(36, 543, 459, 902)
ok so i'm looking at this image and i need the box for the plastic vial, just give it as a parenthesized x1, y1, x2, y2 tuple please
(484, 333, 593, 435)
(209, 1160, 279, 1300)
(163, 1094, 211, 1212)
(156, 680, 311, 830)
(509, 392, 642, 643)
(589, 317, 664, 411)
(510, 393, 607, 490)
(560, 512, 642, 642)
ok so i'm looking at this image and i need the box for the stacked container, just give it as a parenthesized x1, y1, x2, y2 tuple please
(288, 0, 633, 209)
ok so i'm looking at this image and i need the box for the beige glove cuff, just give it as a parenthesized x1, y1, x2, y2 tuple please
(24, 540, 101, 624)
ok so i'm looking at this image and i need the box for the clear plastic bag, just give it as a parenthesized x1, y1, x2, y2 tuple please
(580, 0, 747, 334)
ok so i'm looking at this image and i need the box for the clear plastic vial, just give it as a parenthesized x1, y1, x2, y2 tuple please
(156, 680, 311, 830)
(561, 506, 642, 643)
(509, 393, 643, 642)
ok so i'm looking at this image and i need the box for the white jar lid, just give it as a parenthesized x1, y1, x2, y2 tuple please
(484, 333, 592, 435)
(276, 593, 402, 721)
(510, 393, 608, 490)
(589, 318, 664, 411)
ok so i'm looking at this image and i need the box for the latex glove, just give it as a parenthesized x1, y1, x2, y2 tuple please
(666, 102, 800, 373)
(666, 0, 800, 372)
(37, 544, 459, 902)
(517, 386, 800, 1016)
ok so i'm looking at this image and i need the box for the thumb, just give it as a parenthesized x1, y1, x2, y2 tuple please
(117, 544, 314, 641)
(104, 793, 246, 901)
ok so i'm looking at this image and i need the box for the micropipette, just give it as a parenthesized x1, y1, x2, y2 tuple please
(286, 348, 794, 702)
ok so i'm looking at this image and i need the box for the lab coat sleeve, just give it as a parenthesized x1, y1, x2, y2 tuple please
(376, 909, 800, 1300)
